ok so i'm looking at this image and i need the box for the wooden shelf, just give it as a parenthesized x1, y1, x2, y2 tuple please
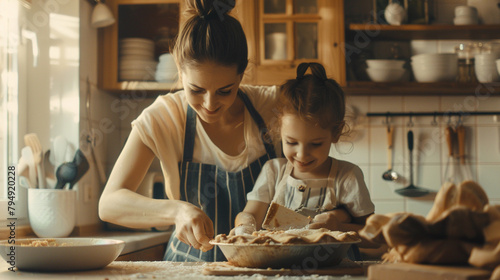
(347, 23, 500, 40)
(344, 81, 500, 96)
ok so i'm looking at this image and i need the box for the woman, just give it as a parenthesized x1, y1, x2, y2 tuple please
(98, 0, 279, 262)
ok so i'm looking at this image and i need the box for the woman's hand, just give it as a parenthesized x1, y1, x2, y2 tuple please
(308, 208, 352, 231)
(174, 202, 214, 252)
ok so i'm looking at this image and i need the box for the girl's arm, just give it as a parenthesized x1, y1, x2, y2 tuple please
(231, 200, 269, 235)
(99, 129, 214, 252)
(309, 210, 379, 248)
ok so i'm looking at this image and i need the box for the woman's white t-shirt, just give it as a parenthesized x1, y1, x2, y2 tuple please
(131, 85, 280, 200)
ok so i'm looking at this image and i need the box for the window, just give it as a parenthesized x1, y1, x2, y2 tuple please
(0, 0, 23, 221)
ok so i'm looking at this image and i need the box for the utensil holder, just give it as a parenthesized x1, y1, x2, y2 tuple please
(28, 189, 76, 238)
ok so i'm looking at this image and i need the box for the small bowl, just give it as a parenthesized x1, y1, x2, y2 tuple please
(454, 15, 479, 25)
(455, 6, 478, 17)
(366, 59, 405, 69)
(366, 68, 406, 82)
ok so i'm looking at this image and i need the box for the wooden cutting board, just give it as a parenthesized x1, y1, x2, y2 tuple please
(202, 259, 364, 276)
(368, 263, 492, 280)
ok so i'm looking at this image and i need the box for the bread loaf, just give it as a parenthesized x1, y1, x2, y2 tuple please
(426, 180, 489, 222)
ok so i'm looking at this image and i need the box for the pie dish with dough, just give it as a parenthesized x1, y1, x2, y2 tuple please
(211, 228, 361, 268)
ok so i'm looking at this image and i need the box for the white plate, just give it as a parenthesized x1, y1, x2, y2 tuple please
(0, 238, 125, 272)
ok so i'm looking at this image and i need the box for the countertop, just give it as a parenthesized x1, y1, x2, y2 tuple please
(86, 230, 172, 255)
(0, 261, 369, 279)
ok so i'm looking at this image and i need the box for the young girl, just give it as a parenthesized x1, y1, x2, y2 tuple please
(99, 0, 280, 262)
(232, 63, 376, 255)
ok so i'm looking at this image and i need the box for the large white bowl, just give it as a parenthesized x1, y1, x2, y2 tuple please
(366, 59, 406, 69)
(0, 238, 124, 272)
(366, 68, 406, 82)
(412, 62, 458, 82)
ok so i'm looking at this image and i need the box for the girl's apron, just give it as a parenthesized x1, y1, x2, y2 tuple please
(271, 161, 362, 261)
(164, 90, 276, 262)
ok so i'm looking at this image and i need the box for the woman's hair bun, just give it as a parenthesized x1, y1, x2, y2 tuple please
(187, 0, 236, 20)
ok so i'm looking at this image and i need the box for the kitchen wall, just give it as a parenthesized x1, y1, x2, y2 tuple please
(87, 0, 500, 220)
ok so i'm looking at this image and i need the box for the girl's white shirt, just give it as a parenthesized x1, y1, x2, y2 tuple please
(247, 157, 375, 218)
(132, 85, 280, 200)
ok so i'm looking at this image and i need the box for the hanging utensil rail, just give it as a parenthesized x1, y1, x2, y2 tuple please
(367, 111, 500, 118)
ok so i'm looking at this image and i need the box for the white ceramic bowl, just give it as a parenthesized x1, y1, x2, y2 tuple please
(455, 6, 478, 17)
(366, 59, 406, 69)
(475, 65, 500, 83)
(454, 15, 479, 25)
(159, 53, 175, 63)
(411, 62, 458, 82)
(366, 68, 406, 82)
(411, 53, 458, 64)
(155, 70, 178, 82)
(0, 238, 124, 272)
(475, 52, 500, 62)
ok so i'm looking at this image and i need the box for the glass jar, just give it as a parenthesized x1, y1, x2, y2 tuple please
(454, 43, 478, 83)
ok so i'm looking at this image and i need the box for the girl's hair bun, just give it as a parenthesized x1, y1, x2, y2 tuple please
(187, 0, 236, 20)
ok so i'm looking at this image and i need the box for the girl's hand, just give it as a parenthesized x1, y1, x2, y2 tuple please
(308, 208, 352, 231)
(230, 224, 256, 236)
(174, 203, 214, 252)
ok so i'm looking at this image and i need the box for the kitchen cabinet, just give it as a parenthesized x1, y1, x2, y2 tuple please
(98, 0, 500, 96)
(234, 0, 346, 86)
(98, 0, 186, 92)
(343, 20, 500, 96)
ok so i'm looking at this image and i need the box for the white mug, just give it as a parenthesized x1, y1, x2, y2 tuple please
(28, 189, 76, 238)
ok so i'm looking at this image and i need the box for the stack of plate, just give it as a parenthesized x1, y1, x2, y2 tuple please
(155, 53, 178, 83)
(119, 38, 157, 81)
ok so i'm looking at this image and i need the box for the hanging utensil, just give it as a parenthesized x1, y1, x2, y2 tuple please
(395, 129, 430, 197)
(456, 124, 473, 181)
(382, 125, 399, 181)
(442, 125, 456, 184)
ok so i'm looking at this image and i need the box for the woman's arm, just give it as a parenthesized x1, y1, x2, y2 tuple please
(99, 129, 214, 251)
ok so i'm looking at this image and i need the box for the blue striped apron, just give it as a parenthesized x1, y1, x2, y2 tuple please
(164, 90, 277, 262)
